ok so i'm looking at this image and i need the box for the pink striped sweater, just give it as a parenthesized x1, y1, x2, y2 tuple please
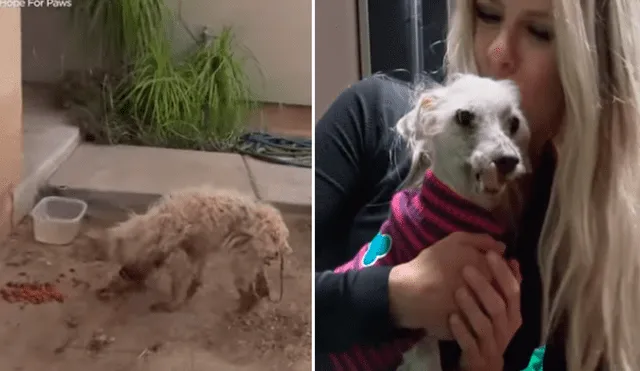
(330, 170, 506, 371)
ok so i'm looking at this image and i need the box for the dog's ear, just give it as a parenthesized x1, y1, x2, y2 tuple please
(396, 88, 447, 143)
(227, 230, 254, 250)
(395, 100, 422, 143)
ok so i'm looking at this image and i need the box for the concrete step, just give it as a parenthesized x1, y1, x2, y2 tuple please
(243, 156, 312, 212)
(46, 144, 311, 216)
(13, 112, 80, 225)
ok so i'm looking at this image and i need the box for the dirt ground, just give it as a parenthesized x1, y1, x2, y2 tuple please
(0, 211, 311, 371)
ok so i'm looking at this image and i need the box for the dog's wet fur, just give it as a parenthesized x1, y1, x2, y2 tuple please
(88, 187, 292, 313)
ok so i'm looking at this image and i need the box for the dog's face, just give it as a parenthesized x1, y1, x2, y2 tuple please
(397, 74, 531, 209)
(255, 204, 293, 262)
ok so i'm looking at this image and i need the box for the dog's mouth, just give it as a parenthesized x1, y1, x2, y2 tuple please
(473, 161, 522, 197)
(483, 185, 501, 195)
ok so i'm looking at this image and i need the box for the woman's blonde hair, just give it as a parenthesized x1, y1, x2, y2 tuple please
(445, 0, 640, 370)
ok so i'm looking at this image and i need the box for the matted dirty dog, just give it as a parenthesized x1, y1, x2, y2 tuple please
(83, 187, 293, 313)
(327, 73, 531, 371)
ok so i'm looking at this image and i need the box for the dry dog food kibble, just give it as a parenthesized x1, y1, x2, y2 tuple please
(0, 281, 65, 304)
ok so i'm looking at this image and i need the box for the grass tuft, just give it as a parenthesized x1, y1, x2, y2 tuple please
(64, 0, 257, 151)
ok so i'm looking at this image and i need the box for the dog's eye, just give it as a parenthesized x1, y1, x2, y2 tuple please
(455, 109, 474, 127)
(509, 116, 520, 135)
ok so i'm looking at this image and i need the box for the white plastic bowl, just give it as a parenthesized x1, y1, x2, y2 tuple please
(30, 196, 87, 245)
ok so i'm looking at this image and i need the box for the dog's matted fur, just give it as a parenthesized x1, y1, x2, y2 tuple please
(89, 186, 293, 313)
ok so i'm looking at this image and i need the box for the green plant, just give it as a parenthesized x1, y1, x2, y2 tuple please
(71, 0, 168, 65)
(67, 0, 256, 151)
(180, 28, 256, 146)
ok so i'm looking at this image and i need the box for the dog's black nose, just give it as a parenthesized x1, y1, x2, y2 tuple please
(494, 156, 520, 175)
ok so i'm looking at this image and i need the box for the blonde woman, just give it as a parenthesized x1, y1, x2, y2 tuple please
(314, 0, 640, 370)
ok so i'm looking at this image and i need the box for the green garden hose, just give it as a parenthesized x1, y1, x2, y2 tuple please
(235, 131, 312, 168)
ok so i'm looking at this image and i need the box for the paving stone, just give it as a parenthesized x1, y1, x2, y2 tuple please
(243, 156, 311, 212)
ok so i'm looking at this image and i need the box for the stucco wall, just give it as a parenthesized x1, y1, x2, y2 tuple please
(21, 1, 312, 105)
(166, 0, 312, 106)
(0, 8, 23, 241)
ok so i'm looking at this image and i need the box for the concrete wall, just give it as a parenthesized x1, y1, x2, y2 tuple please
(20, 7, 102, 83)
(21, 0, 312, 106)
(315, 0, 361, 120)
(0, 8, 23, 241)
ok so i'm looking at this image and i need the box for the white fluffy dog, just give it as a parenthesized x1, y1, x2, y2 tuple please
(393, 73, 531, 371)
(87, 187, 293, 313)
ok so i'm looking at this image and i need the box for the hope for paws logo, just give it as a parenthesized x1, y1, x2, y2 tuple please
(361, 233, 392, 267)
(0, 0, 72, 7)
(27, 0, 72, 7)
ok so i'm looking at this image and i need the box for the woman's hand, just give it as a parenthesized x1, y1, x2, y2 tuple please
(388, 232, 506, 339)
(451, 251, 523, 371)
